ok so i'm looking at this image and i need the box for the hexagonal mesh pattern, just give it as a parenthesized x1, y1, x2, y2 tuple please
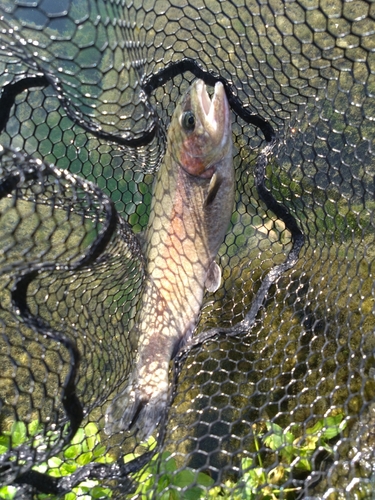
(0, 1, 374, 498)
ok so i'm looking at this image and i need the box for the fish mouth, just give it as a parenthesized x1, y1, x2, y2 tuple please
(194, 79, 230, 147)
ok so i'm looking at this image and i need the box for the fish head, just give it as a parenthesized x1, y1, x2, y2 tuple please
(169, 79, 232, 178)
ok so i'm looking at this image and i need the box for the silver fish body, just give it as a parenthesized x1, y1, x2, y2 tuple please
(106, 79, 234, 440)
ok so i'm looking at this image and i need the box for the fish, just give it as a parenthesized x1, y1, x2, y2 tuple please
(105, 79, 234, 440)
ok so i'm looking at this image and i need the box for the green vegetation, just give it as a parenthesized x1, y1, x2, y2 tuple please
(0, 421, 113, 500)
(0, 414, 346, 499)
(208, 414, 347, 499)
(126, 437, 214, 499)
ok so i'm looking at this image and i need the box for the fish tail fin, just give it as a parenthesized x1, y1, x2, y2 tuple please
(105, 376, 168, 441)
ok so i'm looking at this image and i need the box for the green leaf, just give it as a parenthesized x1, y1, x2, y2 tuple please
(84, 434, 98, 453)
(207, 486, 225, 498)
(95, 453, 115, 465)
(264, 423, 294, 449)
(159, 491, 178, 500)
(160, 454, 176, 474)
(262, 426, 294, 465)
(305, 420, 322, 436)
(58, 461, 78, 476)
(90, 485, 113, 499)
(77, 451, 94, 466)
(47, 468, 64, 478)
(0, 485, 18, 499)
(245, 466, 265, 485)
(123, 451, 138, 464)
(320, 415, 346, 441)
(28, 420, 42, 437)
(196, 471, 214, 488)
(298, 435, 319, 453)
(63, 492, 77, 500)
(73, 479, 101, 490)
(173, 469, 195, 488)
(241, 457, 254, 470)
(32, 462, 48, 474)
(84, 422, 99, 437)
(134, 479, 152, 497)
(92, 444, 107, 460)
(302, 414, 347, 457)
(0, 435, 11, 454)
(243, 471, 262, 497)
(155, 474, 172, 494)
(70, 428, 85, 446)
(184, 486, 206, 499)
(295, 457, 312, 471)
(145, 436, 157, 451)
(265, 422, 283, 434)
(64, 443, 81, 460)
(48, 456, 63, 469)
(10, 422, 27, 447)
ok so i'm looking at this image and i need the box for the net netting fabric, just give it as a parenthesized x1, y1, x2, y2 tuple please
(0, 1, 374, 498)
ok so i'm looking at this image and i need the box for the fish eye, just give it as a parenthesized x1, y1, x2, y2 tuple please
(181, 111, 195, 131)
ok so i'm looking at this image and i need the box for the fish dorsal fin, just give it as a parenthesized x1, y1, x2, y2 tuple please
(205, 261, 222, 292)
(204, 171, 222, 208)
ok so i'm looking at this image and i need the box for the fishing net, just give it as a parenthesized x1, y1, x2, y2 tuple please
(0, 0, 374, 498)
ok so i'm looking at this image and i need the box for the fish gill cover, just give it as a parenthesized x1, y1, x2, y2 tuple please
(0, 0, 374, 499)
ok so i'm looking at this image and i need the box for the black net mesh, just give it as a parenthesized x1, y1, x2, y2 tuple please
(0, 1, 374, 498)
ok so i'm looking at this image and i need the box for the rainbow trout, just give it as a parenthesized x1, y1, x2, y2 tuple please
(105, 79, 234, 439)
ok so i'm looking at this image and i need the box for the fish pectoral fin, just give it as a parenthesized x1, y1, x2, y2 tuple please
(204, 171, 222, 207)
(205, 261, 222, 292)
